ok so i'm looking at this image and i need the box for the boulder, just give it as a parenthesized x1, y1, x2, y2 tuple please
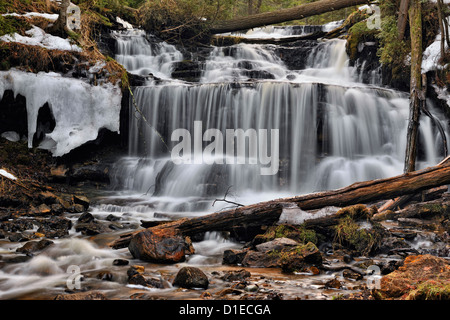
(172, 266, 209, 289)
(255, 237, 299, 253)
(278, 242, 323, 273)
(220, 269, 251, 282)
(222, 248, 249, 265)
(16, 239, 53, 254)
(126, 265, 165, 288)
(128, 228, 193, 263)
(73, 195, 90, 210)
(377, 254, 450, 300)
(36, 216, 72, 238)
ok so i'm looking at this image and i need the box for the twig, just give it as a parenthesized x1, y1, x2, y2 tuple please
(212, 186, 244, 208)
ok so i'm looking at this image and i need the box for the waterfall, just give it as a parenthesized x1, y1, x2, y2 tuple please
(110, 27, 449, 213)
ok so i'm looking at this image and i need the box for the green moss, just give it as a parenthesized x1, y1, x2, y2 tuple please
(0, 15, 31, 37)
(407, 280, 450, 300)
(346, 19, 379, 61)
(259, 224, 318, 245)
(333, 216, 383, 256)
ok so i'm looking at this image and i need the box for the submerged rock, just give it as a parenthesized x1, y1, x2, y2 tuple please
(16, 239, 53, 254)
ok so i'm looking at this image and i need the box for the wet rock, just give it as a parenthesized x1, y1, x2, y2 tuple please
(113, 259, 129, 266)
(128, 228, 192, 263)
(127, 265, 165, 288)
(49, 165, 68, 181)
(36, 216, 72, 238)
(77, 212, 95, 223)
(171, 60, 202, 82)
(256, 237, 299, 253)
(172, 266, 209, 289)
(3, 255, 32, 263)
(222, 248, 249, 265)
(106, 214, 120, 221)
(73, 195, 90, 210)
(37, 191, 60, 206)
(220, 269, 251, 282)
(29, 204, 52, 216)
(8, 233, 31, 242)
(54, 291, 107, 300)
(16, 239, 53, 254)
(0, 210, 11, 221)
(97, 271, 113, 281)
(343, 269, 363, 280)
(1, 219, 35, 232)
(242, 250, 279, 268)
(70, 163, 111, 185)
(278, 242, 323, 273)
(380, 259, 403, 275)
(377, 254, 450, 299)
(75, 220, 110, 236)
(324, 278, 342, 289)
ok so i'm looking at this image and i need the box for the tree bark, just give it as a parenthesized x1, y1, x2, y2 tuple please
(111, 160, 450, 249)
(397, 0, 409, 40)
(210, 0, 369, 34)
(49, 0, 70, 36)
(437, 0, 446, 61)
(404, 0, 423, 173)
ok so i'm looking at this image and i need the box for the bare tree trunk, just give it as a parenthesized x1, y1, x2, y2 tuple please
(248, 0, 254, 15)
(397, 0, 409, 40)
(404, 0, 423, 173)
(49, 0, 70, 36)
(437, 0, 446, 61)
(210, 0, 368, 34)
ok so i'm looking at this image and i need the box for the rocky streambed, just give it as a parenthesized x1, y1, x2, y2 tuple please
(0, 141, 449, 301)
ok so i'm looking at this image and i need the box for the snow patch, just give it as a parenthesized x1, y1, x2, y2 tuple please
(0, 69, 122, 157)
(0, 26, 82, 52)
(2, 12, 59, 21)
(422, 18, 449, 73)
(0, 169, 17, 181)
(433, 84, 450, 108)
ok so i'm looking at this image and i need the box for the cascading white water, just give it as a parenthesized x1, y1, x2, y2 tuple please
(109, 26, 449, 214)
(113, 29, 183, 79)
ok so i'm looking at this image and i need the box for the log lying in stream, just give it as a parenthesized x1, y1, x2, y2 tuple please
(110, 160, 450, 255)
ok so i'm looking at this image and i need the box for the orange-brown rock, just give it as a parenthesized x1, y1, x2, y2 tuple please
(128, 227, 194, 263)
(377, 254, 450, 299)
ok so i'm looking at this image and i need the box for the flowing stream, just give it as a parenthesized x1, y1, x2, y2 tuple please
(0, 23, 448, 300)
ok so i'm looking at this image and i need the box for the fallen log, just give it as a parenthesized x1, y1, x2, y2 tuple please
(376, 156, 450, 214)
(110, 161, 450, 250)
(210, 0, 369, 34)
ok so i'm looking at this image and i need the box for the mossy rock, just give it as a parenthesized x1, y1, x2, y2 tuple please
(278, 242, 323, 273)
(346, 19, 379, 61)
(252, 224, 318, 246)
(333, 214, 385, 256)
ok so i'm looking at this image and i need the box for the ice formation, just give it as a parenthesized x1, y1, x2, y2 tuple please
(0, 69, 122, 157)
